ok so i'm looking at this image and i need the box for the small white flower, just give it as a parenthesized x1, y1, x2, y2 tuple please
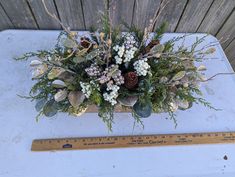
(133, 58, 150, 76)
(80, 82, 92, 98)
(123, 46, 137, 63)
(103, 84, 120, 105)
(113, 45, 119, 51)
(115, 56, 122, 64)
(80, 81, 100, 98)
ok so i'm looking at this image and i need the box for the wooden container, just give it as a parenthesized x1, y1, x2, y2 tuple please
(85, 104, 132, 112)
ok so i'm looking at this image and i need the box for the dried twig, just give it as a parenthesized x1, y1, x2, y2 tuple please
(202, 72, 235, 82)
(42, 0, 70, 34)
(149, 0, 169, 32)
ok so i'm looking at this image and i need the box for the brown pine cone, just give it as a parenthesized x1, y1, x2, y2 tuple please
(142, 39, 160, 54)
(80, 37, 91, 48)
(124, 72, 138, 90)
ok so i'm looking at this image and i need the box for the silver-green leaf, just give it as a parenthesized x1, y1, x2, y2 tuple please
(85, 49, 99, 60)
(172, 71, 186, 81)
(61, 38, 77, 48)
(43, 100, 58, 117)
(150, 44, 165, 53)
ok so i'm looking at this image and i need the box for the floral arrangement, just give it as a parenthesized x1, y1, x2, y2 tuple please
(16, 4, 218, 130)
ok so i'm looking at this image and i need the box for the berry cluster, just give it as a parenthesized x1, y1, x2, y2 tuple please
(85, 64, 101, 77)
(133, 58, 150, 76)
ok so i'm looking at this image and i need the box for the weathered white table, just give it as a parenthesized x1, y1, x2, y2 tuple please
(0, 30, 235, 177)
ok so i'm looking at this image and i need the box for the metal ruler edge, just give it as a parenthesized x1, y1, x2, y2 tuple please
(31, 131, 235, 151)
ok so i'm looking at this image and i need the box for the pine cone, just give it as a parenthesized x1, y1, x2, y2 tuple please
(124, 72, 138, 89)
(80, 37, 91, 48)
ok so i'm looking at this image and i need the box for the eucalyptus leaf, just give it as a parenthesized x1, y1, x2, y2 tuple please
(48, 68, 65, 80)
(171, 71, 186, 81)
(150, 44, 165, 53)
(35, 98, 47, 112)
(73, 56, 86, 64)
(197, 65, 206, 71)
(117, 96, 138, 107)
(52, 80, 66, 88)
(85, 49, 99, 60)
(43, 100, 58, 117)
(61, 38, 77, 48)
(133, 101, 152, 118)
(68, 91, 85, 108)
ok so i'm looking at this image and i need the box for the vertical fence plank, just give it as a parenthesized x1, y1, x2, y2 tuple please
(82, 0, 105, 30)
(54, 0, 85, 30)
(132, 0, 161, 30)
(0, 4, 13, 30)
(225, 39, 235, 67)
(197, 0, 235, 35)
(0, 0, 37, 29)
(216, 10, 235, 49)
(27, 0, 61, 30)
(109, 0, 135, 28)
(154, 0, 187, 32)
(176, 0, 213, 32)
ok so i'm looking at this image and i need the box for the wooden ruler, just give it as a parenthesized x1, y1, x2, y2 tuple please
(31, 131, 235, 151)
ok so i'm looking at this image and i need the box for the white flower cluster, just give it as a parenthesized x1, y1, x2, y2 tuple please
(80, 81, 100, 98)
(113, 33, 138, 64)
(103, 83, 120, 105)
(123, 47, 137, 63)
(133, 58, 150, 76)
(113, 45, 125, 64)
(124, 33, 136, 49)
(85, 64, 101, 77)
(80, 82, 92, 98)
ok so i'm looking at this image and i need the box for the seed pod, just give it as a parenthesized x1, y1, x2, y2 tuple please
(54, 90, 67, 102)
(52, 80, 66, 88)
(68, 91, 85, 108)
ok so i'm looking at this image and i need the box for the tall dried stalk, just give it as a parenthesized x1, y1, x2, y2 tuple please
(42, 0, 70, 34)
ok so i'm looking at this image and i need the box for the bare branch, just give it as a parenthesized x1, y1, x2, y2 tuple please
(150, 0, 169, 32)
(42, 0, 70, 34)
(202, 72, 235, 82)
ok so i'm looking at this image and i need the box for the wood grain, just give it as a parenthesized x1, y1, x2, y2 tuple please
(27, 0, 61, 29)
(176, 0, 213, 33)
(132, 0, 161, 30)
(86, 104, 131, 113)
(109, 0, 135, 29)
(154, 0, 188, 32)
(0, 3, 13, 30)
(197, 0, 235, 35)
(216, 10, 235, 49)
(54, 0, 85, 30)
(225, 39, 235, 66)
(0, 0, 37, 29)
(0, 1, 235, 69)
(82, 0, 105, 30)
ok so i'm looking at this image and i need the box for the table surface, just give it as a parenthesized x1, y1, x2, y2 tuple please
(0, 30, 235, 177)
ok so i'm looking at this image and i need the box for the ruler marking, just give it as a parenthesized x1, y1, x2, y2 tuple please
(31, 132, 235, 151)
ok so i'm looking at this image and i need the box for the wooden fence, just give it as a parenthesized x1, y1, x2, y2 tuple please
(0, 0, 234, 67)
